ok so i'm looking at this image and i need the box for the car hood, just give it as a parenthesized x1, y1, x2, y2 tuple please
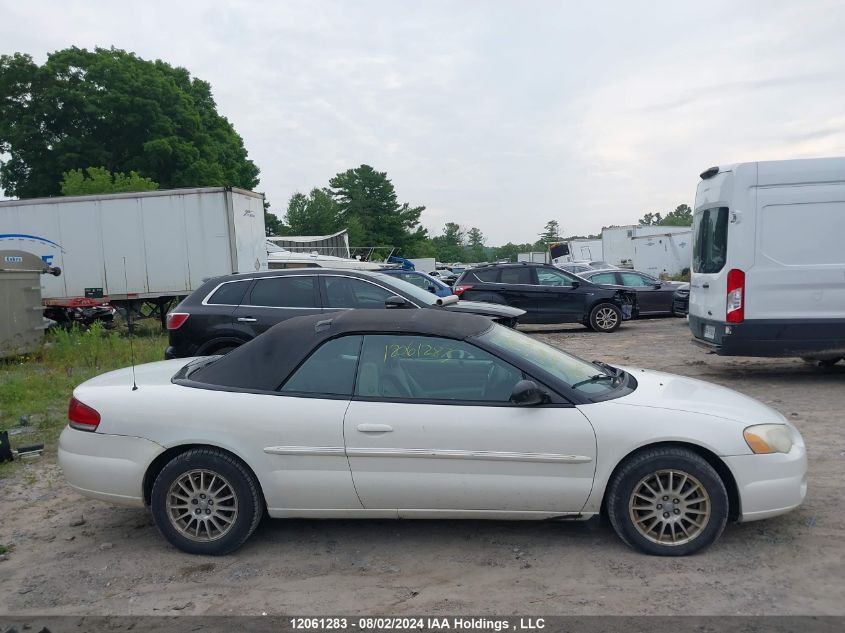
(444, 300, 525, 318)
(615, 366, 786, 425)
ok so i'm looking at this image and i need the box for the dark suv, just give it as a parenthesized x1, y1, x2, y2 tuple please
(165, 268, 524, 358)
(453, 262, 637, 332)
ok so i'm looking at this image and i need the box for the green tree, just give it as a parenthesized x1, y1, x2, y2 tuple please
(466, 226, 486, 262)
(661, 204, 693, 226)
(0, 47, 259, 198)
(284, 188, 341, 235)
(328, 165, 426, 254)
(639, 204, 692, 227)
(431, 222, 465, 262)
(60, 167, 158, 195)
(538, 220, 563, 244)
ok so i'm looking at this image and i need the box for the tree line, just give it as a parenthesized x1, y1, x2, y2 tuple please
(0, 46, 692, 264)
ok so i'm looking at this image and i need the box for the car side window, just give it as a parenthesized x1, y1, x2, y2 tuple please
(467, 268, 499, 282)
(324, 276, 395, 309)
(619, 272, 652, 287)
(589, 272, 617, 285)
(500, 267, 533, 284)
(248, 276, 318, 307)
(207, 280, 250, 305)
(536, 268, 576, 287)
(400, 273, 429, 290)
(355, 335, 523, 403)
(280, 335, 362, 396)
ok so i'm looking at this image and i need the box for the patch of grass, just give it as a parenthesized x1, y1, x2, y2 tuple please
(0, 544, 12, 555)
(0, 322, 167, 477)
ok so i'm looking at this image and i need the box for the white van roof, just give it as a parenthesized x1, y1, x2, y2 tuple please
(701, 157, 845, 187)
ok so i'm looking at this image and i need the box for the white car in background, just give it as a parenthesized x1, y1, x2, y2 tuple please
(59, 310, 806, 556)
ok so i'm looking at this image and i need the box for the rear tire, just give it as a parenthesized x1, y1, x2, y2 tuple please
(801, 356, 842, 367)
(588, 303, 622, 332)
(151, 448, 264, 555)
(606, 447, 728, 556)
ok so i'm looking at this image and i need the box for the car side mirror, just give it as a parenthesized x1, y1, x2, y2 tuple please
(653, 282, 662, 289)
(384, 295, 412, 309)
(510, 380, 549, 406)
(571, 280, 580, 288)
(428, 285, 437, 293)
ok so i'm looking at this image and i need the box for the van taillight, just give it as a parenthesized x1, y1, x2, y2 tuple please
(68, 397, 101, 432)
(166, 312, 190, 330)
(453, 284, 473, 297)
(726, 269, 745, 323)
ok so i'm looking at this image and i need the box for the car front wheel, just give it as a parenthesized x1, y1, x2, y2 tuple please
(151, 448, 264, 555)
(588, 303, 622, 332)
(606, 447, 729, 556)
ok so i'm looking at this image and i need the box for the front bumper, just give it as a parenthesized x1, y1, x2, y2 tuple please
(724, 444, 807, 522)
(58, 427, 165, 507)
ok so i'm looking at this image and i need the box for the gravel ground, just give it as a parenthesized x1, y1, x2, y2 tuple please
(1, 317, 843, 615)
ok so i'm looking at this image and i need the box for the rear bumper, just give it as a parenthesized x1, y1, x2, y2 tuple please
(724, 444, 807, 522)
(689, 315, 845, 357)
(58, 427, 165, 507)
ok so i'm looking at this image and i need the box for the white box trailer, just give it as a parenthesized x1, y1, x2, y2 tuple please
(631, 230, 692, 277)
(602, 225, 691, 269)
(549, 239, 603, 264)
(689, 158, 845, 360)
(0, 187, 267, 315)
(517, 251, 549, 264)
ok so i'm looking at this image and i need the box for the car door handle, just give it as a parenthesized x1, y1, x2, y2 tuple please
(356, 424, 393, 433)
(237, 317, 258, 323)
(701, 283, 710, 289)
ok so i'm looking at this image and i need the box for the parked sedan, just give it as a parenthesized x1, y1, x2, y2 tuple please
(164, 269, 523, 358)
(454, 262, 637, 332)
(60, 309, 806, 557)
(379, 269, 454, 297)
(579, 269, 685, 317)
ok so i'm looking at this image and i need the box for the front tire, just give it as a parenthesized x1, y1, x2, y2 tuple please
(589, 303, 622, 332)
(151, 448, 264, 555)
(606, 447, 728, 556)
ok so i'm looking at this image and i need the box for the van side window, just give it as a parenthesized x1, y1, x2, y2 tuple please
(693, 207, 729, 274)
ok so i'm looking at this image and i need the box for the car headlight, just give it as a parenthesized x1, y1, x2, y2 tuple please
(743, 424, 793, 454)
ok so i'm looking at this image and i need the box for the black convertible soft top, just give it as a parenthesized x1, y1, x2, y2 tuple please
(185, 308, 495, 392)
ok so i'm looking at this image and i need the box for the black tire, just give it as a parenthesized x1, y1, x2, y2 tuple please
(213, 344, 239, 355)
(606, 447, 728, 556)
(801, 356, 842, 367)
(151, 448, 264, 555)
(588, 302, 622, 333)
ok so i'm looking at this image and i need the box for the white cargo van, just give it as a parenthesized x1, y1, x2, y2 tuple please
(689, 157, 845, 361)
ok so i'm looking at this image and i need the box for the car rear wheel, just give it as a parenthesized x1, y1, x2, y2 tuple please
(606, 447, 728, 556)
(588, 303, 622, 332)
(151, 448, 264, 555)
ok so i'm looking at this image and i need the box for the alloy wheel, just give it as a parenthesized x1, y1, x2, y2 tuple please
(628, 469, 711, 546)
(166, 469, 239, 542)
(595, 307, 619, 330)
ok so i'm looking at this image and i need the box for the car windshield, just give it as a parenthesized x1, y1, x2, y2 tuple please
(478, 324, 621, 395)
(368, 272, 440, 305)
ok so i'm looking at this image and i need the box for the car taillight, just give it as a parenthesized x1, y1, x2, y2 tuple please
(726, 269, 745, 323)
(166, 312, 190, 330)
(68, 397, 101, 432)
(453, 284, 473, 297)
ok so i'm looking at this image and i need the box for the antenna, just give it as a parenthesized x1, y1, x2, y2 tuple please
(123, 257, 138, 391)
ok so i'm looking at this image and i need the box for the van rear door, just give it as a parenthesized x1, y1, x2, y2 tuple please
(689, 206, 730, 337)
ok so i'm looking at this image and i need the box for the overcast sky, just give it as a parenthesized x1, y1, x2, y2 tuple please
(3, 0, 845, 244)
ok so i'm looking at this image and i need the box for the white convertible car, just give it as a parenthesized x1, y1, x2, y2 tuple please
(59, 310, 806, 556)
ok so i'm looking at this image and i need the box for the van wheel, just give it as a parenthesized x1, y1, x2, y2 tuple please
(606, 447, 728, 556)
(151, 448, 264, 555)
(589, 303, 622, 332)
